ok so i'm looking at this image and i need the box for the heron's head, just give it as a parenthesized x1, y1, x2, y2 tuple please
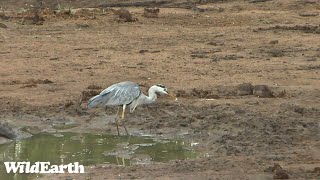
(153, 84, 177, 101)
(154, 84, 168, 95)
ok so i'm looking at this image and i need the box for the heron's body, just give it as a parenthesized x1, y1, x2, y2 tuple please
(87, 81, 175, 135)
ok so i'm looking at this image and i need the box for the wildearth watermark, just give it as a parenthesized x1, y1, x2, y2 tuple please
(4, 162, 84, 174)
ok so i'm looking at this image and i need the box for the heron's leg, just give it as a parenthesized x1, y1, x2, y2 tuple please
(115, 156, 120, 165)
(122, 157, 125, 167)
(115, 107, 120, 136)
(121, 104, 129, 136)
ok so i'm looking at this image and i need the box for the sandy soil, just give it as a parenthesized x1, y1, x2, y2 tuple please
(0, 0, 320, 179)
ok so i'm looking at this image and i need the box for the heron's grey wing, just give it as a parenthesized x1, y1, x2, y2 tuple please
(100, 81, 141, 106)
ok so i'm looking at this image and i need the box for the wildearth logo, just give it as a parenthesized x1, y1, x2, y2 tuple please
(4, 162, 84, 174)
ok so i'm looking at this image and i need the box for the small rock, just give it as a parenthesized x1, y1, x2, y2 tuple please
(143, 7, 159, 18)
(274, 169, 289, 179)
(114, 8, 137, 22)
(253, 85, 275, 98)
(139, 50, 149, 53)
(264, 163, 289, 179)
(276, 90, 287, 98)
(269, 40, 279, 45)
(0, 123, 16, 140)
(237, 83, 253, 96)
(21, 13, 45, 25)
(49, 57, 60, 61)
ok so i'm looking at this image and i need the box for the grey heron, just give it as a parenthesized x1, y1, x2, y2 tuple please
(87, 81, 177, 136)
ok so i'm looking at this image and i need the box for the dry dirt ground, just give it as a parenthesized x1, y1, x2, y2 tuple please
(0, 0, 320, 179)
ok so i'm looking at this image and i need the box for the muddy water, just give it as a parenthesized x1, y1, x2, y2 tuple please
(0, 133, 198, 179)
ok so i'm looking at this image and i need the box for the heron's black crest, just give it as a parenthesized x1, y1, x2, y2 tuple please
(156, 84, 166, 88)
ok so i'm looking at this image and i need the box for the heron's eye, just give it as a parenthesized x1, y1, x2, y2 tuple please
(157, 84, 166, 88)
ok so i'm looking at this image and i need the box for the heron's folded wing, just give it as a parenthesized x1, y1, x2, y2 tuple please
(100, 81, 141, 106)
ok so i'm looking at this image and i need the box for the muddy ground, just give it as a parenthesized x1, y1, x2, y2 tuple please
(0, 0, 320, 179)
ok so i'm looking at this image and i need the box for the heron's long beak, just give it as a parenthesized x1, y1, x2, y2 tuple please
(167, 92, 178, 101)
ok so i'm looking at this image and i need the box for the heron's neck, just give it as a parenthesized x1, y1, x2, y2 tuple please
(141, 87, 157, 104)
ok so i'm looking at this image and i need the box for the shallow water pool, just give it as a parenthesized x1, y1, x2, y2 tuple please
(0, 132, 198, 179)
